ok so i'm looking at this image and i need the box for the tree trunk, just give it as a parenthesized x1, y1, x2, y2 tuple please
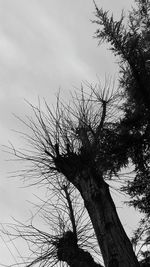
(74, 172, 140, 267)
(55, 155, 140, 266)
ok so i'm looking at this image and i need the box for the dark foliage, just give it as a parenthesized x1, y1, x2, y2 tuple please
(93, 0, 150, 260)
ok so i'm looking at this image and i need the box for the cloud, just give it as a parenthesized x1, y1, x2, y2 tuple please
(0, 1, 94, 98)
(0, 33, 23, 64)
(0, 0, 137, 264)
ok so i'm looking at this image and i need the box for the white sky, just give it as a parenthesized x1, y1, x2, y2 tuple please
(0, 0, 142, 265)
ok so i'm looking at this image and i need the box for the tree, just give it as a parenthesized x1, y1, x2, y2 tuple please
(93, 0, 150, 261)
(7, 84, 139, 267)
(4, 0, 150, 266)
(2, 178, 102, 267)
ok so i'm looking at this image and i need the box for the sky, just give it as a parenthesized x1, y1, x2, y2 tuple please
(0, 0, 142, 265)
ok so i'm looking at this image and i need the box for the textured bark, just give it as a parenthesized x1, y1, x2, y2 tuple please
(73, 171, 140, 267)
(56, 231, 102, 267)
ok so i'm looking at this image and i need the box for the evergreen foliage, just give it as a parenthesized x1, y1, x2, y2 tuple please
(93, 0, 150, 260)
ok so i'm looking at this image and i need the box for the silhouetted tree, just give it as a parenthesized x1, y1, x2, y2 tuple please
(93, 0, 150, 263)
(7, 83, 140, 267)
(2, 179, 102, 267)
(5, 0, 150, 266)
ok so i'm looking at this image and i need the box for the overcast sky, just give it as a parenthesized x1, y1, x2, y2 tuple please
(0, 0, 141, 265)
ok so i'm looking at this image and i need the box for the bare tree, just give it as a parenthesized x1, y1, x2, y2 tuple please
(2, 177, 102, 267)
(3, 0, 150, 265)
(6, 82, 140, 267)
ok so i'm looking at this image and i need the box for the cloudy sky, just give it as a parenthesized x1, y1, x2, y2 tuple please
(0, 0, 141, 265)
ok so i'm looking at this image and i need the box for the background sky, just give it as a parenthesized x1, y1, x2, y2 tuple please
(0, 0, 141, 265)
